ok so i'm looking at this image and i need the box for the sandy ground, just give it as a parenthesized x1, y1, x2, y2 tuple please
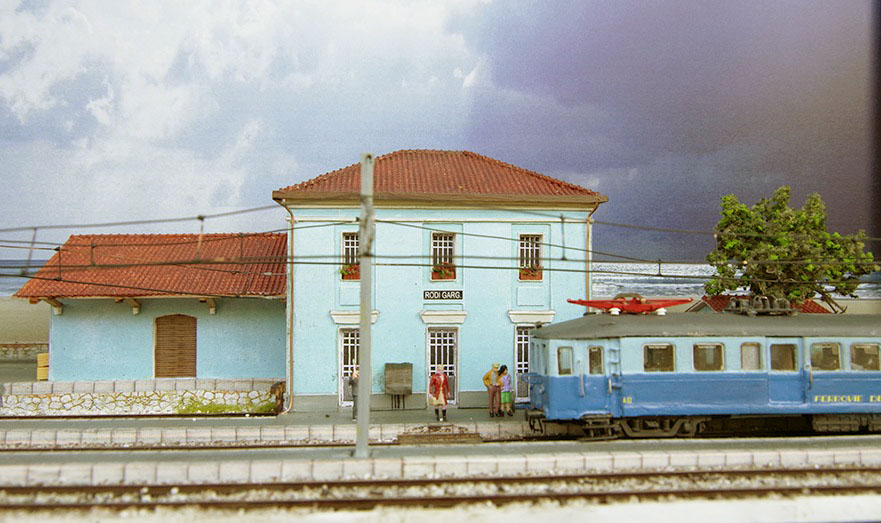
(0, 296, 48, 343)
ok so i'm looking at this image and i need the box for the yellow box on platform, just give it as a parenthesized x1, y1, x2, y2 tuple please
(36, 352, 49, 381)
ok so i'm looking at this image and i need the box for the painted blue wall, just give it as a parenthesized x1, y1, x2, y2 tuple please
(290, 207, 593, 400)
(49, 298, 285, 381)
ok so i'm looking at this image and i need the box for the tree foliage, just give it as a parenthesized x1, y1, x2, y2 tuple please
(705, 186, 877, 311)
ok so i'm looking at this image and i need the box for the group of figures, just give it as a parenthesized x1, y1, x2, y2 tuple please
(349, 363, 516, 423)
(482, 363, 515, 418)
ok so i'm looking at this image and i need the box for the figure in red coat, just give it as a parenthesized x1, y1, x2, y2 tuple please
(429, 369, 450, 422)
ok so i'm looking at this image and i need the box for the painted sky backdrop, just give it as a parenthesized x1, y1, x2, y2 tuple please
(0, 0, 875, 264)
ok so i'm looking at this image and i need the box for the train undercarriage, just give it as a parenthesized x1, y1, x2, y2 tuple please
(526, 411, 881, 440)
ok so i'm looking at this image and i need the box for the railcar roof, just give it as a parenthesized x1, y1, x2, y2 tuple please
(532, 313, 881, 340)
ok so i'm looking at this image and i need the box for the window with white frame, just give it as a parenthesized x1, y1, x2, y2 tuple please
(341, 232, 360, 280)
(340, 328, 359, 402)
(431, 232, 456, 280)
(515, 326, 531, 400)
(518, 234, 543, 280)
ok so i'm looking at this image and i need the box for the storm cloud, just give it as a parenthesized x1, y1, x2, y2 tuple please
(0, 1, 874, 262)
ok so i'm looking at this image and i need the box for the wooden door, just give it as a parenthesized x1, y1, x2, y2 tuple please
(154, 314, 197, 378)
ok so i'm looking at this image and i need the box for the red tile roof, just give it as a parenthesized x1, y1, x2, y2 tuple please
(273, 150, 607, 206)
(14, 233, 286, 299)
(697, 295, 831, 313)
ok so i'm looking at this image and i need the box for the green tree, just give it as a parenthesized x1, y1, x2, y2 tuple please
(705, 186, 877, 312)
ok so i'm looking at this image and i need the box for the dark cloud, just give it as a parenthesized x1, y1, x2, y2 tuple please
(454, 0, 874, 259)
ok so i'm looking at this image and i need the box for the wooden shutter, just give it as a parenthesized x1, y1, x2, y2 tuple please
(154, 314, 197, 378)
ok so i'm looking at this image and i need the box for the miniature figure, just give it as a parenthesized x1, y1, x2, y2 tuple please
(499, 364, 514, 416)
(482, 363, 501, 417)
(429, 368, 450, 421)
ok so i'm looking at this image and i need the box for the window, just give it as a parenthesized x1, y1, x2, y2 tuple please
(644, 344, 674, 372)
(515, 326, 532, 399)
(518, 234, 543, 280)
(851, 343, 880, 371)
(341, 232, 360, 280)
(741, 342, 762, 370)
(428, 328, 458, 401)
(558, 347, 573, 375)
(770, 344, 797, 371)
(693, 343, 724, 371)
(811, 342, 841, 371)
(589, 346, 604, 374)
(431, 232, 455, 280)
(340, 329, 360, 402)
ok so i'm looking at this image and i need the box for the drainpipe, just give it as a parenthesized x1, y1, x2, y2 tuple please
(275, 199, 296, 413)
(586, 206, 598, 301)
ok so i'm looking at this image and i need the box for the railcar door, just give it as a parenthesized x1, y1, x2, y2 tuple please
(767, 337, 805, 404)
(579, 344, 613, 416)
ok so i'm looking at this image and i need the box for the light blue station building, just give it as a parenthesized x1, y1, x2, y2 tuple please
(273, 150, 607, 411)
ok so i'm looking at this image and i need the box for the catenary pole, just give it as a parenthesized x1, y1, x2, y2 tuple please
(354, 153, 375, 458)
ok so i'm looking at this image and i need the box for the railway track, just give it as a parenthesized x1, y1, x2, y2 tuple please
(2, 466, 880, 511)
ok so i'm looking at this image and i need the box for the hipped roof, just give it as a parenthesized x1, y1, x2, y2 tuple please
(273, 149, 607, 207)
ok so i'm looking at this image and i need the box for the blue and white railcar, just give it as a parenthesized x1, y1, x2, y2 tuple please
(525, 312, 881, 438)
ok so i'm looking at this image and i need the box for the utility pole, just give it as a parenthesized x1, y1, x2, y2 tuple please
(354, 153, 375, 458)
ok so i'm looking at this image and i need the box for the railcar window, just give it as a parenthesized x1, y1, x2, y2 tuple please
(770, 344, 797, 371)
(693, 343, 724, 371)
(741, 343, 762, 370)
(644, 344, 674, 372)
(811, 343, 841, 371)
(558, 347, 573, 375)
(851, 343, 880, 371)
(588, 346, 603, 374)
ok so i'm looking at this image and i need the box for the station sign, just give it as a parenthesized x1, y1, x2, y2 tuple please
(423, 290, 463, 300)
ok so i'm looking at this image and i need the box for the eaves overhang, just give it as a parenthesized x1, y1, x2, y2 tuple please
(272, 191, 608, 210)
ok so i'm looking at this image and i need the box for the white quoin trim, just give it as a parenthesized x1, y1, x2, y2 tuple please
(330, 310, 379, 325)
(419, 310, 467, 325)
(507, 310, 555, 325)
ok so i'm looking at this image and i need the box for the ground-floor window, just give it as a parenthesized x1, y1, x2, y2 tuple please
(154, 314, 197, 378)
(514, 326, 532, 401)
(339, 328, 359, 404)
(428, 328, 457, 402)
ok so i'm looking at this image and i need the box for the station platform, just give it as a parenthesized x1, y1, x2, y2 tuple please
(0, 407, 578, 449)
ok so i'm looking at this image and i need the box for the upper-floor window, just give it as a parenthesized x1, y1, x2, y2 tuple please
(693, 343, 724, 371)
(852, 343, 880, 371)
(341, 232, 360, 280)
(518, 234, 543, 280)
(811, 342, 841, 371)
(431, 232, 456, 280)
(644, 343, 674, 372)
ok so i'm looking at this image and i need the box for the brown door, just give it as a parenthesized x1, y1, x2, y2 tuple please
(154, 314, 197, 377)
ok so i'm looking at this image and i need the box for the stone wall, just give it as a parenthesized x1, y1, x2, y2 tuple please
(0, 378, 284, 416)
(0, 343, 47, 361)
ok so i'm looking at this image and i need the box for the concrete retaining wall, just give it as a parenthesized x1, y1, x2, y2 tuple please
(0, 378, 283, 416)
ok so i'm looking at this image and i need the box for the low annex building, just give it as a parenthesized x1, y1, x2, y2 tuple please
(273, 149, 608, 411)
(14, 233, 287, 382)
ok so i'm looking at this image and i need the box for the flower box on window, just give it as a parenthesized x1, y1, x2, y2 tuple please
(431, 262, 456, 280)
(519, 266, 543, 280)
(340, 263, 360, 280)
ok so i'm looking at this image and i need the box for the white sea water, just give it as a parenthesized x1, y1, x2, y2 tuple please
(591, 262, 881, 299)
